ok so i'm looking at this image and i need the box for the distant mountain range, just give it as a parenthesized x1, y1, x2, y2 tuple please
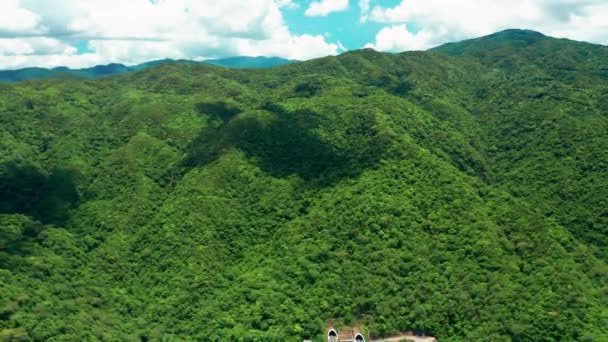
(0, 56, 296, 83)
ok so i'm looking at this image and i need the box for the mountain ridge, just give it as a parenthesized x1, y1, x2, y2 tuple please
(0, 56, 297, 83)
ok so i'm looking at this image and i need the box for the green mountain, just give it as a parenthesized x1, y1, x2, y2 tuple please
(1, 29, 607, 341)
(0, 57, 296, 83)
(0, 63, 134, 83)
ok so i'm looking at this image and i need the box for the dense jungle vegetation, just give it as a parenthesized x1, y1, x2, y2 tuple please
(1, 29, 607, 341)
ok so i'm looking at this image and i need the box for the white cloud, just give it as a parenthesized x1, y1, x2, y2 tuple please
(0, 0, 340, 69)
(359, 0, 371, 22)
(546, 2, 608, 45)
(276, 0, 299, 9)
(365, 25, 436, 51)
(365, 0, 608, 51)
(0, 37, 75, 56)
(305, 0, 349, 17)
(236, 29, 340, 60)
(0, 0, 45, 35)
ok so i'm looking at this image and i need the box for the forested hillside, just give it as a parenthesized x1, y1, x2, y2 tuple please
(1, 29, 607, 341)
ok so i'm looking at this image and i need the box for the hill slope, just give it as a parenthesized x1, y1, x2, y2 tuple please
(1, 30, 607, 341)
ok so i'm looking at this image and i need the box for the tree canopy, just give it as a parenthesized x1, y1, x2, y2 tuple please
(1, 29, 607, 341)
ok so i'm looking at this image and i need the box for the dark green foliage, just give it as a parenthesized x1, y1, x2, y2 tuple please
(195, 99, 243, 122)
(1, 30, 607, 341)
(0, 161, 78, 225)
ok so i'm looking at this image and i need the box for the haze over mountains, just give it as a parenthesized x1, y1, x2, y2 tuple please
(1, 29, 607, 341)
(0, 56, 296, 83)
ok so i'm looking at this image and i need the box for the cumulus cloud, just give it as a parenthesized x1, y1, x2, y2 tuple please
(0, 0, 45, 36)
(0, 0, 340, 69)
(365, 25, 437, 52)
(232, 28, 341, 60)
(276, 0, 299, 9)
(305, 0, 349, 17)
(0, 37, 75, 56)
(365, 0, 608, 51)
(359, 0, 371, 22)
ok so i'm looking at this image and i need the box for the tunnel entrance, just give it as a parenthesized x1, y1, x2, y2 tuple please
(328, 329, 338, 342)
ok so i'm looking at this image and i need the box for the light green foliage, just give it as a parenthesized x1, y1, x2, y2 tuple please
(1, 30, 607, 340)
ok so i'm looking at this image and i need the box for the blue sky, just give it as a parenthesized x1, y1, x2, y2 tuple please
(283, 0, 401, 50)
(0, 0, 607, 69)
